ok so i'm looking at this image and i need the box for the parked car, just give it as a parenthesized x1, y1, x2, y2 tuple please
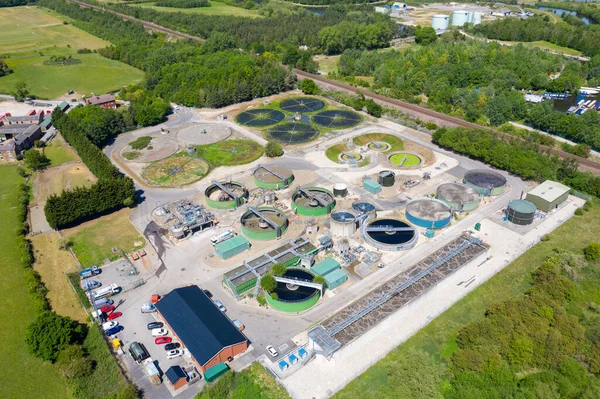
(81, 280, 101, 290)
(100, 305, 115, 313)
(164, 342, 180, 351)
(155, 337, 172, 345)
(105, 325, 123, 336)
(147, 321, 164, 330)
(166, 349, 182, 359)
(266, 345, 278, 358)
(141, 303, 156, 313)
(152, 328, 168, 337)
(102, 321, 119, 331)
(93, 298, 113, 308)
(107, 311, 122, 320)
(203, 289, 213, 298)
(79, 266, 100, 279)
(232, 319, 244, 332)
(213, 300, 226, 312)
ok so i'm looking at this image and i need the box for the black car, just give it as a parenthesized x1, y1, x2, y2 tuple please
(147, 321, 164, 330)
(164, 342, 180, 351)
(203, 289, 213, 298)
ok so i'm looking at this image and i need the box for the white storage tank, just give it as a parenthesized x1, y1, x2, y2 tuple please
(330, 211, 357, 238)
(472, 12, 482, 25)
(431, 14, 450, 30)
(452, 10, 470, 26)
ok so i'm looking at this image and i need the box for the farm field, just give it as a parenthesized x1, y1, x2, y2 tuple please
(33, 162, 96, 202)
(314, 55, 340, 75)
(0, 6, 144, 99)
(336, 201, 600, 398)
(0, 167, 68, 399)
(131, 1, 261, 17)
(62, 208, 145, 267)
(31, 233, 87, 322)
(43, 135, 78, 166)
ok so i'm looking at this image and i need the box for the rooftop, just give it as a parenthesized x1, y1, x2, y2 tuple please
(165, 365, 187, 384)
(527, 180, 570, 202)
(0, 125, 31, 135)
(214, 235, 250, 253)
(324, 268, 347, 283)
(155, 285, 247, 367)
(311, 257, 340, 276)
(86, 94, 115, 105)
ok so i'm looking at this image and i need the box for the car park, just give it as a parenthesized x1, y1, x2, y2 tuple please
(266, 345, 278, 357)
(213, 299, 226, 312)
(155, 337, 172, 345)
(166, 349, 183, 359)
(105, 325, 123, 336)
(152, 328, 168, 337)
(100, 305, 115, 313)
(107, 311, 122, 320)
(147, 321, 163, 330)
(102, 321, 119, 331)
(141, 303, 156, 313)
(164, 342, 180, 351)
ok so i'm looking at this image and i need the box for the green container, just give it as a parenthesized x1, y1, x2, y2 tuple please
(425, 229, 435, 238)
(214, 236, 251, 259)
(204, 363, 229, 382)
(474, 222, 481, 231)
(363, 179, 382, 194)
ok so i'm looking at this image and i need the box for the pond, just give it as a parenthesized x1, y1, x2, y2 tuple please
(537, 6, 590, 25)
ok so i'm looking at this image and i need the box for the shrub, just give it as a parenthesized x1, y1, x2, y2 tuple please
(584, 201, 592, 211)
(271, 263, 286, 276)
(365, 99, 382, 118)
(56, 345, 93, 379)
(584, 243, 600, 262)
(541, 234, 551, 242)
(299, 79, 319, 95)
(35, 140, 46, 148)
(575, 208, 584, 216)
(128, 136, 152, 150)
(24, 149, 50, 170)
(59, 237, 73, 250)
(425, 122, 438, 131)
(265, 141, 283, 157)
(314, 275, 327, 289)
(25, 311, 86, 362)
(257, 295, 267, 307)
(260, 274, 277, 293)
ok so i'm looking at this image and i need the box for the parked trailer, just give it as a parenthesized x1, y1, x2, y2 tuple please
(88, 283, 119, 300)
(211, 230, 235, 246)
(79, 265, 100, 279)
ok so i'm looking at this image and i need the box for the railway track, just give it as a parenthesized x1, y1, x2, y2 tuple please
(64, 0, 205, 42)
(296, 70, 600, 174)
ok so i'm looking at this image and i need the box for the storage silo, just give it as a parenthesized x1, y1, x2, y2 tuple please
(405, 198, 453, 229)
(505, 200, 536, 225)
(432, 14, 450, 30)
(464, 169, 507, 196)
(378, 170, 395, 187)
(333, 183, 348, 198)
(452, 10, 470, 27)
(330, 211, 357, 237)
(472, 12, 482, 25)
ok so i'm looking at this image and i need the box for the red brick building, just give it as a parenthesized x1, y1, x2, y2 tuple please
(85, 94, 117, 109)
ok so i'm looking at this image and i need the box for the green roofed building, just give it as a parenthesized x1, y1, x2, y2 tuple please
(324, 268, 348, 290)
(58, 101, 70, 112)
(214, 235, 250, 260)
(525, 180, 570, 212)
(311, 257, 340, 276)
(363, 179, 382, 194)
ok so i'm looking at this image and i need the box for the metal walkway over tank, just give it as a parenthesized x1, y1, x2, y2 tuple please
(364, 225, 416, 233)
(256, 164, 286, 181)
(212, 180, 239, 200)
(298, 187, 332, 207)
(274, 275, 324, 294)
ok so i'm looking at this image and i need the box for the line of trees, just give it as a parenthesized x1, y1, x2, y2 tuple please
(44, 108, 136, 228)
(155, 0, 210, 8)
(0, 0, 27, 6)
(432, 127, 600, 198)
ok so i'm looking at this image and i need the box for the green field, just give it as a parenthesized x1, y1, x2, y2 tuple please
(336, 201, 600, 398)
(0, 167, 68, 399)
(131, 1, 261, 17)
(314, 55, 340, 75)
(0, 6, 144, 99)
(43, 137, 77, 166)
(196, 139, 264, 167)
(389, 152, 421, 166)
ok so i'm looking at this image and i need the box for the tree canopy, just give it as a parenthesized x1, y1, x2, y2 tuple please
(25, 311, 86, 362)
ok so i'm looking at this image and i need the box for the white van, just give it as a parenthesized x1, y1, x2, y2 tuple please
(89, 283, 119, 299)
(141, 303, 156, 313)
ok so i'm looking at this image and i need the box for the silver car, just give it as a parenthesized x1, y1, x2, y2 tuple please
(213, 300, 226, 312)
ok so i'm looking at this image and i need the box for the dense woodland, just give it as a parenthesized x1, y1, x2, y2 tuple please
(154, 0, 210, 8)
(44, 108, 136, 228)
(472, 15, 600, 57)
(432, 127, 600, 198)
(0, 0, 27, 6)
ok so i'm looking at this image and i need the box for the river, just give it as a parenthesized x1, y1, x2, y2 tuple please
(553, 93, 600, 112)
(537, 6, 591, 25)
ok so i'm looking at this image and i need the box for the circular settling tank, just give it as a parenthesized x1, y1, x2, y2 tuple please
(367, 141, 391, 152)
(280, 97, 325, 113)
(464, 169, 507, 196)
(362, 218, 418, 251)
(236, 109, 285, 127)
(253, 164, 294, 190)
(312, 110, 361, 129)
(506, 199, 536, 225)
(240, 207, 289, 240)
(435, 182, 481, 212)
(389, 152, 422, 167)
(265, 268, 320, 313)
(205, 181, 249, 209)
(330, 211, 357, 237)
(405, 198, 453, 229)
(352, 201, 377, 223)
(339, 152, 363, 163)
(292, 187, 336, 216)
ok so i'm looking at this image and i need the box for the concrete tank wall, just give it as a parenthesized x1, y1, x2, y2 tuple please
(472, 12, 482, 25)
(432, 14, 450, 30)
(452, 10, 470, 26)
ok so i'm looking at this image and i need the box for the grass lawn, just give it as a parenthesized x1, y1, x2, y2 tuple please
(131, 1, 261, 17)
(0, 6, 144, 99)
(63, 208, 145, 267)
(196, 139, 264, 167)
(325, 143, 347, 163)
(197, 362, 289, 399)
(314, 55, 340, 75)
(31, 232, 87, 322)
(33, 162, 96, 202)
(495, 39, 583, 56)
(352, 133, 404, 152)
(43, 135, 78, 166)
(143, 155, 210, 186)
(0, 167, 68, 399)
(336, 201, 600, 398)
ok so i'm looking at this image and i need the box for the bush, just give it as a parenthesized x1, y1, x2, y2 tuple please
(25, 311, 86, 362)
(584, 201, 592, 211)
(314, 275, 327, 289)
(35, 140, 46, 148)
(257, 295, 267, 307)
(299, 79, 319, 95)
(260, 274, 277, 293)
(128, 136, 152, 150)
(56, 345, 93, 379)
(584, 243, 600, 262)
(365, 99, 382, 118)
(59, 237, 73, 251)
(271, 263, 286, 276)
(265, 141, 283, 158)
(425, 122, 438, 131)
(24, 149, 51, 170)
(575, 208, 584, 216)
(541, 234, 551, 242)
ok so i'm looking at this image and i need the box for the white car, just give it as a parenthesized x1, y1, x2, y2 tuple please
(152, 328, 168, 337)
(102, 321, 119, 331)
(166, 349, 183, 359)
(266, 345, 278, 358)
(213, 300, 226, 312)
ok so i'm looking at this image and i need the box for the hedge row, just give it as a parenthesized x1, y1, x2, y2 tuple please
(44, 109, 136, 228)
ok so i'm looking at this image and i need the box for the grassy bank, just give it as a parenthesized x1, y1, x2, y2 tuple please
(130, 1, 261, 17)
(337, 201, 600, 397)
(197, 363, 289, 399)
(0, 167, 67, 399)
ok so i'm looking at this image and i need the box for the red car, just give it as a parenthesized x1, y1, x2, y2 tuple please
(100, 305, 115, 313)
(155, 337, 172, 345)
(107, 311, 122, 320)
